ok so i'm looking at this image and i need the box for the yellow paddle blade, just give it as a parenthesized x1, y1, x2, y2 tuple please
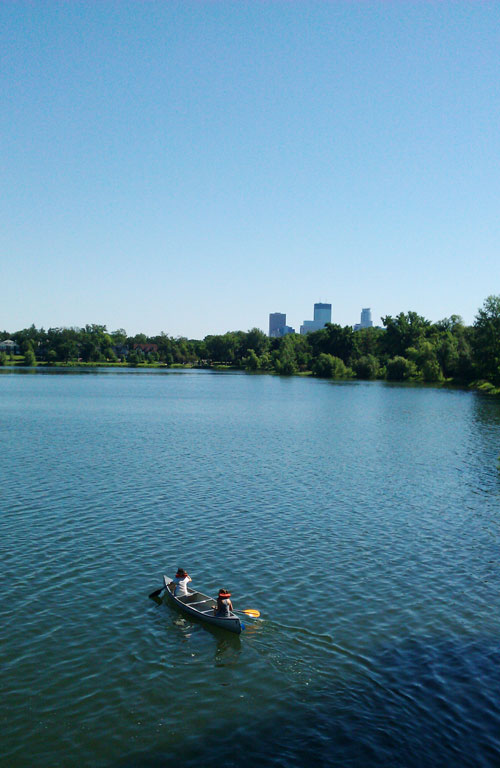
(242, 609, 260, 618)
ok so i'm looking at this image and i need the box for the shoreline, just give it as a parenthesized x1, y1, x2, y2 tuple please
(1, 359, 499, 395)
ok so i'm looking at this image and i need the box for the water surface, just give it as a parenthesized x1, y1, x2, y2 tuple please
(1, 370, 499, 767)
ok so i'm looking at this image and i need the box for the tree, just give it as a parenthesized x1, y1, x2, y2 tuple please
(126, 349, 140, 366)
(436, 334, 459, 378)
(354, 327, 385, 358)
(111, 328, 128, 346)
(204, 332, 240, 364)
(0, 351, 7, 366)
(406, 340, 443, 381)
(79, 324, 108, 362)
(386, 356, 417, 381)
(242, 328, 269, 358)
(421, 359, 443, 382)
(381, 312, 431, 358)
(473, 295, 500, 384)
(355, 354, 379, 380)
(308, 324, 355, 364)
(106, 349, 118, 362)
(23, 342, 36, 367)
(274, 335, 298, 375)
(259, 351, 272, 370)
(312, 353, 349, 378)
(242, 349, 260, 371)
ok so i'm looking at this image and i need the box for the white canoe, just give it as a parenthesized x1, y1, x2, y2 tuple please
(163, 575, 243, 635)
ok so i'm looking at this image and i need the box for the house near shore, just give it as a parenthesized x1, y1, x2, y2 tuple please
(133, 343, 158, 355)
(113, 345, 129, 358)
(0, 339, 20, 354)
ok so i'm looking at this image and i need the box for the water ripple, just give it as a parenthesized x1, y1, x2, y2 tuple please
(1, 373, 500, 767)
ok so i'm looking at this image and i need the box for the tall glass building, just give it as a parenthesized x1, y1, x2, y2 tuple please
(300, 303, 332, 334)
(354, 308, 374, 331)
(269, 313, 289, 337)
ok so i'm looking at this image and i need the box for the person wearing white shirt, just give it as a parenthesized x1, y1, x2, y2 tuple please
(169, 568, 192, 596)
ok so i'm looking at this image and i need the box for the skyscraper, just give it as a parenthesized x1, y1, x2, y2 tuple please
(300, 302, 332, 334)
(269, 313, 286, 337)
(269, 313, 294, 337)
(361, 308, 372, 327)
(354, 308, 374, 331)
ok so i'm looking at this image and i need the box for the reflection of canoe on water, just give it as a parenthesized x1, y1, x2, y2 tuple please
(163, 575, 243, 635)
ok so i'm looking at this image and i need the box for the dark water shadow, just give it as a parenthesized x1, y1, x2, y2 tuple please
(108, 634, 500, 768)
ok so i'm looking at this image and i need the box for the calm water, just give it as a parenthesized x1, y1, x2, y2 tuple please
(1, 369, 500, 768)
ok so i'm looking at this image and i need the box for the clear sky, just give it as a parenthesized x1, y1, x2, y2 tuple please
(2, 1, 499, 338)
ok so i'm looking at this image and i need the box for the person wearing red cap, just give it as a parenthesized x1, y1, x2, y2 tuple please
(169, 568, 192, 596)
(213, 589, 233, 617)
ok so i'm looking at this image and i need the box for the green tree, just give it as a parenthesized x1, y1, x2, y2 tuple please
(0, 351, 7, 366)
(242, 328, 269, 358)
(382, 312, 431, 358)
(288, 334, 312, 371)
(355, 327, 384, 353)
(126, 349, 140, 366)
(23, 343, 36, 367)
(312, 353, 349, 378)
(259, 351, 272, 370)
(111, 328, 128, 347)
(406, 340, 443, 381)
(386, 356, 418, 381)
(204, 332, 241, 364)
(274, 336, 298, 375)
(242, 349, 260, 371)
(354, 354, 380, 380)
(473, 295, 500, 384)
(79, 324, 108, 362)
(436, 334, 459, 378)
(421, 359, 444, 382)
(308, 324, 355, 364)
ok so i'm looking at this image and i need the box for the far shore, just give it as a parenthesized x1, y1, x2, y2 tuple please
(2, 357, 500, 396)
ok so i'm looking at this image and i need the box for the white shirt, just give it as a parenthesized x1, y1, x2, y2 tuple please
(173, 575, 191, 596)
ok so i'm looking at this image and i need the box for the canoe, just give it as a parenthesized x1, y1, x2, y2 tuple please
(162, 575, 243, 635)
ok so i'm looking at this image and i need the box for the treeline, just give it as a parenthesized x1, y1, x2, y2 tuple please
(1, 295, 499, 387)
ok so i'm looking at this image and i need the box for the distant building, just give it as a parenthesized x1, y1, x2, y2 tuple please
(269, 313, 294, 337)
(353, 308, 374, 331)
(0, 339, 20, 354)
(269, 313, 285, 337)
(300, 303, 332, 334)
(133, 343, 158, 354)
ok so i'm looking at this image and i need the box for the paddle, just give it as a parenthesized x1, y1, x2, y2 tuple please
(149, 576, 172, 599)
(149, 585, 166, 599)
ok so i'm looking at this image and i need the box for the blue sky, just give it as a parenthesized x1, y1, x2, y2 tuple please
(2, 1, 499, 338)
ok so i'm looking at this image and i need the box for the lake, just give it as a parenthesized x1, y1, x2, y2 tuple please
(1, 369, 500, 767)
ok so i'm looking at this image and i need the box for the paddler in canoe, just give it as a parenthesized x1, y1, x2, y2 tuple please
(213, 588, 233, 617)
(168, 568, 192, 596)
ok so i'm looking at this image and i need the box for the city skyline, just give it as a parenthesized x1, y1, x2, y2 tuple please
(2, 3, 498, 338)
